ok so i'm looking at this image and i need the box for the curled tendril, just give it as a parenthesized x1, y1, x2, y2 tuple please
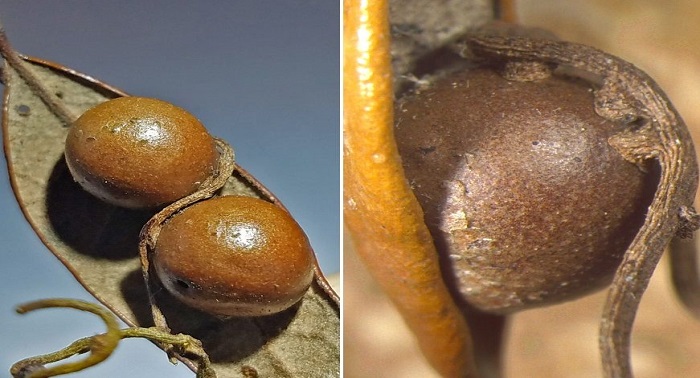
(10, 299, 216, 378)
(11, 299, 121, 378)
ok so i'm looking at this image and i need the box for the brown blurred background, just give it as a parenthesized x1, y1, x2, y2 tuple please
(344, 1, 700, 377)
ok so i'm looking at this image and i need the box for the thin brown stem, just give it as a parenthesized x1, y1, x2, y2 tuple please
(0, 23, 78, 125)
(494, 0, 518, 24)
(670, 236, 700, 317)
(139, 138, 235, 332)
(120, 328, 216, 378)
(461, 305, 507, 378)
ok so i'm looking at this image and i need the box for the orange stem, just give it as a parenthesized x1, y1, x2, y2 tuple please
(497, 0, 519, 23)
(343, 1, 476, 377)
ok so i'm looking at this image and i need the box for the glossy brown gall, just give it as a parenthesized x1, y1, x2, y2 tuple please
(395, 68, 657, 314)
(154, 195, 315, 316)
(64, 96, 218, 208)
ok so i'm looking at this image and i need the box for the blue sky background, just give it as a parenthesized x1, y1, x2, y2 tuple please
(0, 2, 339, 376)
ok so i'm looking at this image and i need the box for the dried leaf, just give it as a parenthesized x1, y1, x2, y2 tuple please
(2, 56, 339, 378)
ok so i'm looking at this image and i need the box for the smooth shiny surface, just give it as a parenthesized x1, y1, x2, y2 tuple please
(218, 222, 263, 251)
(154, 196, 315, 316)
(65, 97, 218, 208)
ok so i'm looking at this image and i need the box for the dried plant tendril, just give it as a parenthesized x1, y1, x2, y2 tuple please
(139, 138, 235, 332)
(10, 299, 215, 378)
(10, 299, 120, 378)
(459, 35, 699, 378)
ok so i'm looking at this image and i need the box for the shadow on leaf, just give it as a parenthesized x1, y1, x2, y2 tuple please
(120, 268, 297, 363)
(46, 157, 155, 260)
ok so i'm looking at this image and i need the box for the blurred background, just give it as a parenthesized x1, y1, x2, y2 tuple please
(0, 2, 338, 377)
(345, 1, 700, 377)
